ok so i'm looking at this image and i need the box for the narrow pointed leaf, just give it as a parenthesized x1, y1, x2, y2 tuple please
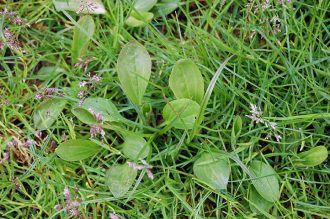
(117, 42, 152, 105)
(231, 115, 242, 146)
(189, 56, 232, 141)
(163, 98, 200, 130)
(55, 139, 101, 161)
(249, 160, 280, 202)
(105, 164, 137, 198)
(232, 115, 242, 137)
(193, 152, 231, 190)
(121, 133, 150, 160)
(71, 15, 95, 63)
(169, 59, 204, 104)
(33, 98, 67, 130)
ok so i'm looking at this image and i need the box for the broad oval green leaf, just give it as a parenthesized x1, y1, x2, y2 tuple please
(248, 186, 273, 214)
(134, 0, 157, 11)
(193, 152, 231, 190)
(163, 98, 200, 130)
(79, 97, 123, 122)
(34, 66, 65, 81)
(105, 163, 137, 198)
(53, 0, 106, 14)
(72, 107, 96, 124)
(249, 160, 280, 202)
(55, 139, 101, 161)
(125, 11, 154, 27)
(71, 15, 95, 63)
(121, 133, 150, 160)
(169, 59, 204, 104)
(152, 0, 179, 17)
(296, 146, 328, 167)
(117, 41, 152, 105)
(33, 98, 67, 130)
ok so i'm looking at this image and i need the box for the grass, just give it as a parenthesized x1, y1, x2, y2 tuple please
(0, 0, 330, 218)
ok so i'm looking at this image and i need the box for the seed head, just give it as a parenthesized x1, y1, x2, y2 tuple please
(274, 134, 282, 142)
(0, 152, 10, 164)
(35, 93, 43, 100)
(44, 88, 58, 95)
(77, 0, 99, 14)
(23, 139, 35, 148)
(78, 90, 85, 98)
(269, 122, 277, 130)
(128, 162, 145, 170)
(246, 103, 282, 143)
(146, 169, 154, 180)
(63, 187, 70, 200)
(54, 204, 62, 211)
(110, 214, 120, 219)
(90, 124, 105, 138)
(79, 81, 87, 87)
(246, 104, 264, 124)
(91, 74, 102, 82)
(4, 28, 21, 50)
(128, 160, 154, 180)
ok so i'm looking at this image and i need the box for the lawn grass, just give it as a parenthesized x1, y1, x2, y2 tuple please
(0, 0, 329, 218)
